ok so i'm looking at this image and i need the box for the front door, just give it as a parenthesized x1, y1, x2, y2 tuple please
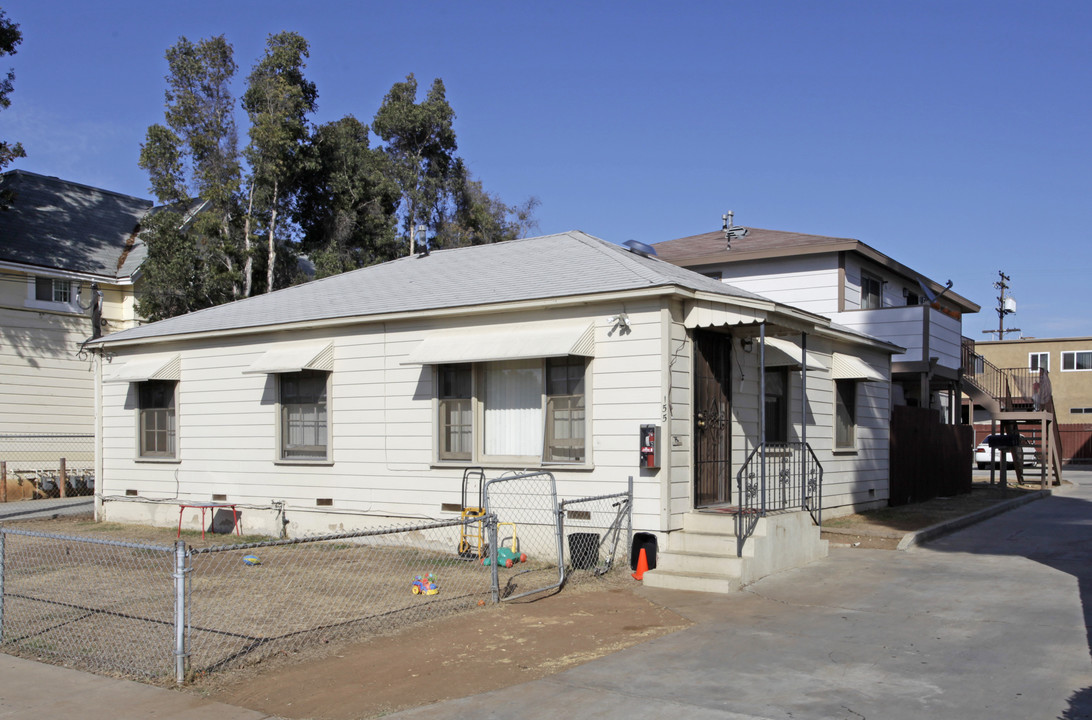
(694, 330, 731, 506)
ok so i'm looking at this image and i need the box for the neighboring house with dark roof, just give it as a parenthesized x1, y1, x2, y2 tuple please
(653, 225, 981, 422)
(0, 170, 151, 441)
(90, 230, 903, 593)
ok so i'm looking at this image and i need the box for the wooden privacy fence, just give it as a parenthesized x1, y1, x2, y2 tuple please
(1058, 424, 1092, 464)
(890, 405, 974, 506)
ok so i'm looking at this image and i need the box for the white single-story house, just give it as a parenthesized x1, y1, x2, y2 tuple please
(90, 231, 901, 592)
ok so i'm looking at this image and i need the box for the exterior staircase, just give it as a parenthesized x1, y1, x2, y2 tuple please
(640, 510, 828, 594)
(961, 340, 1064, 485)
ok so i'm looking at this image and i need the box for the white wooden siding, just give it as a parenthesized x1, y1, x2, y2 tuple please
(711, 256, 842, 316)
(100, 301, 672, 536)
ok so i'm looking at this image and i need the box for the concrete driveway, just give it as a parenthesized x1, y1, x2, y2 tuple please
(391, 469, 1092, 719)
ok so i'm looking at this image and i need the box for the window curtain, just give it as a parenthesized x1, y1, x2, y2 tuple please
(484, 360, 542, 456)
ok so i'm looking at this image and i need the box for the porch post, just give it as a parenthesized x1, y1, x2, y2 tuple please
(801, 332, 807, 509)
(759, 322, 767, 514)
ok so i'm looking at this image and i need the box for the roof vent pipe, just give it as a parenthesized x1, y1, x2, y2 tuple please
(723, 210, 749, 249)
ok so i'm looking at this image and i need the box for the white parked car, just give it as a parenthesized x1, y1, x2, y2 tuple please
(974, 434, 1038, 470)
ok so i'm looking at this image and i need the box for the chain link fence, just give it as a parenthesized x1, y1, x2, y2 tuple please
(559, 484, 633, 584)
(0, 433, 95, 500)
(0, 528, 176, 677)
(0, 472, 634, 684)
(1, 516, 498, 682)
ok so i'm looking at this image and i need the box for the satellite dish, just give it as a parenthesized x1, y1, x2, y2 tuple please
(623, 239, 658, 257)
(917, 280, 937, 303)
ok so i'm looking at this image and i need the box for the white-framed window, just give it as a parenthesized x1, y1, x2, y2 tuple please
(435, 356, 588, 465)
(860, 271, 883, 310)
(1029, 352, 1049, 372)
(279, 371, 329, 461)
(438, 364, 472, 461)
(1061, 351, 1092, 372)
(1071, 407, 1092, 414)
(138, 380, 177, 459)
(834, 379, 857, 449)
(26, 275, 80, 312)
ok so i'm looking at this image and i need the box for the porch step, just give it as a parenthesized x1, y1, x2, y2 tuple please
(641, 510, 828, 595)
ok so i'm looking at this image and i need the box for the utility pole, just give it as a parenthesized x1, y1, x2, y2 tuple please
(982, 271, 1020, 339)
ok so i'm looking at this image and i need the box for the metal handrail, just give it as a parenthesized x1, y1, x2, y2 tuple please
(735, 441, 823, 555)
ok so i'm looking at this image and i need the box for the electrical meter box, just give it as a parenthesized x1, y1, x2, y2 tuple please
(639, 424, 660, 469)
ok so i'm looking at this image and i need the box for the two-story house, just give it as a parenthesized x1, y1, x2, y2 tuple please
(653, 224, 980, 422)
(0, 169, 151, 497)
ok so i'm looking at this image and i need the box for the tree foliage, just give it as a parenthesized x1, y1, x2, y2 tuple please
(242, 31, 317, 294)
(138, 35, 243, 317)
(293, 115, 401, 277)
(137, 35, 537, 320)
(0, 7, 23, 204)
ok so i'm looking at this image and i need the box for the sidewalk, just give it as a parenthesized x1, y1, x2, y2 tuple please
(0, 654, 277, 720)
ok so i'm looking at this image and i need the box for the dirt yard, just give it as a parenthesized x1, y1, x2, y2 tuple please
(1, 513, 691, 719)
(192, 581, 690, 719)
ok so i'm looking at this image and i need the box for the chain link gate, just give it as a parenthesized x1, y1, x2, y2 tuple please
(483, 471, 564, 601)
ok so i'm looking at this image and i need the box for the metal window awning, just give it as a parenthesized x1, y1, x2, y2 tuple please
(102, 354, 181, 383)
(402, 320, 595, 365)
(832, 353, 886, 381)
(242, 342, 334, 374)
(761, 337, 827, 371)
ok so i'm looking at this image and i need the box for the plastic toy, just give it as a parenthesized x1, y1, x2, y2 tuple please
(411, 574, 439, 595)
(482, 546, 527, 568)
(243, 554, 261, 566)
(481, 524, 527, 568)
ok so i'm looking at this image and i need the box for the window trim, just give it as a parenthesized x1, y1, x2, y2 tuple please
(1061, 350, 1092, 372)
(1029, 352, 1049, 372)
(834, 379, 858, 450)
(136, 380, 178, 462)
(276, 370, 332, 464)
(860, 270, 883, 310)
(25, 275, 81, 313)
(433, 356, 590, 468)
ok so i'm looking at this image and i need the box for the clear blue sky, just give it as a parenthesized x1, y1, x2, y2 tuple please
(3, 1, 1089, 339)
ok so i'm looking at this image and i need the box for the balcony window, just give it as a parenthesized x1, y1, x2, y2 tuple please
(860, 271, 883, 310)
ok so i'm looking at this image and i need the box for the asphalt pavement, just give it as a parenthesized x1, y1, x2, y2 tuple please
(2, 471, 1092, 720)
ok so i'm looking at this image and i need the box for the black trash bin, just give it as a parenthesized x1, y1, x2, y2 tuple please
(630, 532, 657, 571)
(568, 532, 599, 569)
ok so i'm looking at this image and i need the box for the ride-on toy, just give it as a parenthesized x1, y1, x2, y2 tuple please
(411, 574, 439, 595)
(481, 522, 527, 568)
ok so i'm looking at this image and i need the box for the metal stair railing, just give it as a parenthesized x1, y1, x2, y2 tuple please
(735, 441, 823, 556)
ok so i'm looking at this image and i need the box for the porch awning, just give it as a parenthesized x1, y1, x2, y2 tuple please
(402, 320, 594, 365)
(684, 301, 766, 329)
(761, 337, 827, 372)
(102, 354, 181, 383)
(832, 353, 886, 381)
(242, 342, 334, 374)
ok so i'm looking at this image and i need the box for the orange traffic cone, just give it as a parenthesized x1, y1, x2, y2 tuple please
(632, 548, 649, 581)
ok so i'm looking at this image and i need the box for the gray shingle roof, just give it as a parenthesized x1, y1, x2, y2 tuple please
(100, 231, 775, 344)
(0, 170, 153, 279)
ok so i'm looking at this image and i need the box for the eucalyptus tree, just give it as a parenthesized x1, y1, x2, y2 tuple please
(138, 35, 243, 309)
(242, 31, 316, 294)
(371, 74, 457, 254)
(293, 115, 401, 276)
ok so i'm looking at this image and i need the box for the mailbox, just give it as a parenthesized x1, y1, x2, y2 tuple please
(640, 424, 660, 469)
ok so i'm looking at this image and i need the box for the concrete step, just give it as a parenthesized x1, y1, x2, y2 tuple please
(640, 568, 742, 594)
(683, 511, 766, 536)
(670, 530, 740, 556)
(656, 549, 743, 576)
